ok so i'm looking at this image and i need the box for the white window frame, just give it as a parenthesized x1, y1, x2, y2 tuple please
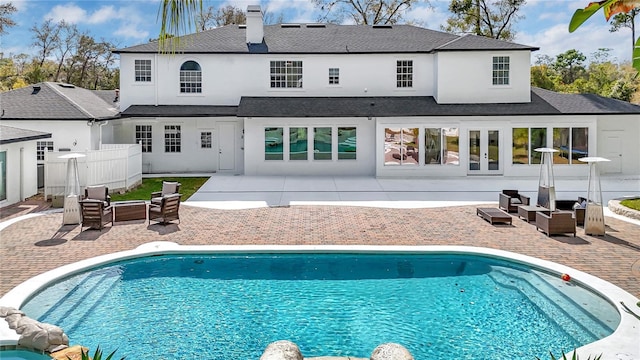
(492, 56, 510, 85)
(270, 60, 303, 88)
(134, 59, 152, 82)
(180, 61, 202, 93)
(329, 68, 339, 85)
(135, 125, 153, 153)
(396, 60, 413, 88)
(164, 125, 181, 153)
(36, 141, 54, 161)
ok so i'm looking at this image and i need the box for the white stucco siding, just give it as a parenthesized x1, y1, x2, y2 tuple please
(435, 51, 531, 104)
(0, 120, 94, 154)
(119, 53, 436, 110)
(111, 117, 242, 174)
(597, 114, 640, 175)
(244, 117, 375, 176)
(0, 141, 38, 208)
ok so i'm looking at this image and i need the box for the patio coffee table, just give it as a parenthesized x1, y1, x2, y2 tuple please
(517, 205, 547, 223)
(112, 200, 147, 222)
(476, 207, 512, 225)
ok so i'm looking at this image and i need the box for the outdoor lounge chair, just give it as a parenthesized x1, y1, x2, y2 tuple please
(148, 193, 181, 225)
(555, 197, 587, 226)
(535, 210, 576, 237)
(84, 185, 111, 207)
(79, 199, 112, 231)
(498, 190, 531, 213)
(151, 181, 181, 205)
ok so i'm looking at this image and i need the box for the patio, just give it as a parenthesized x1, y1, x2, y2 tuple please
(1, 193, 639, 298)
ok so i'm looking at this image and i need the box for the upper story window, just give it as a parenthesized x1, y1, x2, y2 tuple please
(135, 59, 152, 82)
(492, 56, 510, 85)
(329, 68, 339, 85)
(180, 61, 202, 93)
(135, 125, 152, 153)
(396, 60, 413, 88)
(270, 61, 303, 88)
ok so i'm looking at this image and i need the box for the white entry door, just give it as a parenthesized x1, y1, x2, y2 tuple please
(601, 130, 623, 174)
(218, 122, 236, 171)
(468, 129, 503, 175)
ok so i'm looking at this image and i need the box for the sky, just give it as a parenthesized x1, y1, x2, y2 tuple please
(0, 0, 635, 65)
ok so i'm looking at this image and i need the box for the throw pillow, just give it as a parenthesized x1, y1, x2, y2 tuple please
(86, 186, 106, 201)
(162, 182, 178, 195)
(510, 198, 522, 205)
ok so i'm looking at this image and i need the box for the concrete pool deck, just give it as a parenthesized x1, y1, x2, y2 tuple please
(0, 175, 639, 358)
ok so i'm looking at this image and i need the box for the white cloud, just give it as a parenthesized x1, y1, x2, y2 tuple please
(88, 6, 118, 24)
(44, 4, 87, 24)
(114, 23, 149, 40)
(516, 23, 630, 63)
(405, 4, 449, 29)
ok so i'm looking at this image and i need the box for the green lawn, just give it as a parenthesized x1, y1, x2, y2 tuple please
(110, 177, 209, 202)
(620, 198, 640, 211)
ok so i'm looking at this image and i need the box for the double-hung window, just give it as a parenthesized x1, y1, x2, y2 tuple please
(164, 125, 181, 153)
(135, 125, 152, 153)
(135, 59, 152, 82)
(180, 61, 202, 93)
(36, 141, 54, 161)
(270, 61, 303, 88)
(329, 68, 339, 85)
(492, 56, 510, 85)
(396, 60, 413, 88)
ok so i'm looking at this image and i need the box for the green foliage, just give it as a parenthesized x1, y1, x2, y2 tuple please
(535, 350, 602, 360)
(620, 198, 640, 211)
(569, 0, 616, 33)
(109, 177, 208, 202)
(69, 346, 125, 360)
(441, 0, 526, 40)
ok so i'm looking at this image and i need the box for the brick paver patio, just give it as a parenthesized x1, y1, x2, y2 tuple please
(1, 202, 639, 298)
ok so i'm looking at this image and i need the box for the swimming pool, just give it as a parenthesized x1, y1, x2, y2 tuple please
(14, 248, 623, 359)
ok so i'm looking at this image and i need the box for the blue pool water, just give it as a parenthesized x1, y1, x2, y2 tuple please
(0, 350, 51, 360)
(21, 254, 620, 359)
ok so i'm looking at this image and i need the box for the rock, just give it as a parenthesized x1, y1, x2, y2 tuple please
(260, 340, 304, 360)
(15, 317, 40, 334)
(5, 313, 25, 329)
(370, 343, 414, 360)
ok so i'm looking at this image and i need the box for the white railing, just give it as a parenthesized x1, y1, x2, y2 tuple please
(44, 144, 142, 199)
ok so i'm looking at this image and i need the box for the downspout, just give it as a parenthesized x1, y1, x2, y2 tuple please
(155, 53, 159, 106)
(98, 120, 109, 150)
(20, 147, 24, 201)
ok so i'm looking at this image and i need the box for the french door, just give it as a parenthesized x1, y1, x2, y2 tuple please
(468, 129, 503, 175)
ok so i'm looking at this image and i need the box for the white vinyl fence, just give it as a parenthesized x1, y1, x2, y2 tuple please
(44, 144, 142, 199)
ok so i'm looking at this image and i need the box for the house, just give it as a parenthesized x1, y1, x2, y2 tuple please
(1, 82, 120, 163)
(112, 5, 639, 179)
(0, 125, 51, 207)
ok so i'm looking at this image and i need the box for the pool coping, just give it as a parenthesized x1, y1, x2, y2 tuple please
(1, 243, 638, 359)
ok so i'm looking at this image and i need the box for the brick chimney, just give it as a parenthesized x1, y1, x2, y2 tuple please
(246, 5, 264, 44)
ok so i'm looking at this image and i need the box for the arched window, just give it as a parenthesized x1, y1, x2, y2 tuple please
(180, 61, 202, 93)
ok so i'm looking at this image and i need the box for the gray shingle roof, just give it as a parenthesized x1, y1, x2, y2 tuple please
(1, 82, 120, 121)
(121, 105, 237, 117)
(0, 125, 52, 145)
(531, 87, 640, 114)
(115, 24, 536, 54)
(236, 90, 640, 117)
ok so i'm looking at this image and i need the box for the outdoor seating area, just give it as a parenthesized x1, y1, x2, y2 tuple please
(498, 190, 530, 213)
(78, 181, 181, 230)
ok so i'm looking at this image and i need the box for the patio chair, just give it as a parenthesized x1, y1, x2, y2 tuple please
(148, 193, 181, 225)
(151, 181, 181, 205)
(535, 210, 576, 237)
(555, 197, 587, 226)
(84, 185, 111, 207)
(79, 199, 112, 231)
(498, 190, 530, 213)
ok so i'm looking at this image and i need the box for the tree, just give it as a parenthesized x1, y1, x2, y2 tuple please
(31, 19, 61, 67)
(609, 8, 638, 59)
(53, 21, 79, 82)
(312, 0, 422, 25)
(0, 2, 17, 35)
(441, 0, 526, 40)
(553, 49, 587, 84)
(197, 5, 246, 30)
(158, 0, 202, 51)
(569, 0, 640, 71)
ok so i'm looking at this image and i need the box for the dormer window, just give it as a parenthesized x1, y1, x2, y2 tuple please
(492, 56, 510, 85)
(180, 61, 202, 93)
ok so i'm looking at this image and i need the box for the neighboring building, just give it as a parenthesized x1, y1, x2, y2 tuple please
(1, 82, 120, 167)
(111, 5, 639, 178)
(0, 125, 51, 207)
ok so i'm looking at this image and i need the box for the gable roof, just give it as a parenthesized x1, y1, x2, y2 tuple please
(1, 82, 120, 121)
(0, 125, 52, 145)
(531, 87, 640, 114)
(115, 24, 537, 54)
